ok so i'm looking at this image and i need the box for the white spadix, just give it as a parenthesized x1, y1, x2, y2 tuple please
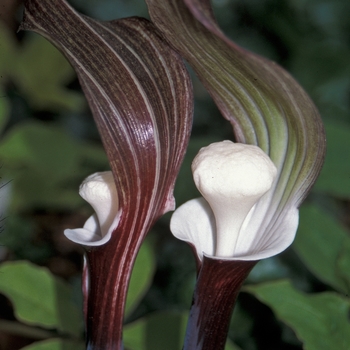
(64, 171, 121, 246)
(192, 141, 277, 257)
(170, 141, 299, 261)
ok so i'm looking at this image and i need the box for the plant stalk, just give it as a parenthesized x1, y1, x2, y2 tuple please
(85, 233, 140, 350)
(184, 256, 257, 350)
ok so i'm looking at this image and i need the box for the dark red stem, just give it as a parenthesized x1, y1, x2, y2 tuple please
(84, 233, 140, 350)
(184, 256, 257, 350)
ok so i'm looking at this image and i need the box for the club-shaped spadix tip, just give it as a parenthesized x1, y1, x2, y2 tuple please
(79, 171, 119, 233)
(79, 172, 116, 205)
(192, 141, 277, 257)
(192, 141, 277, 200)
(64, 171, 120, 246)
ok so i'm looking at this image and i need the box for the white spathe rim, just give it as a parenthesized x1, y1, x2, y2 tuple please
(170, 197, 298, 261)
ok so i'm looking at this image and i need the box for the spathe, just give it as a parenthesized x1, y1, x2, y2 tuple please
(146, 0, 326, 261)
(20, 1, 193, 348)
(171, 141, 299, 262)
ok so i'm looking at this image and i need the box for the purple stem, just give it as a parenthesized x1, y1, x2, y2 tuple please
(84, 233, 140, 350)
(184, 256, 257, 350)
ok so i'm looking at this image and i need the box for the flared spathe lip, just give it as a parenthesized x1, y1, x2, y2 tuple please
(64, 211, 122, 246)
(170, 197, 299, 261)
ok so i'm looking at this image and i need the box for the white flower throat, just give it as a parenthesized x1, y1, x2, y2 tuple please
(192, 141, 277, 257)
(170, 140, 298, 261)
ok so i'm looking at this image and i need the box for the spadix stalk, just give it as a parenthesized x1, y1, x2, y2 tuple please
(192, 141, 277, 257)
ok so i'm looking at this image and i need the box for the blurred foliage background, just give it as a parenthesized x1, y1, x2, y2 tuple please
(0, 0, 349, 349)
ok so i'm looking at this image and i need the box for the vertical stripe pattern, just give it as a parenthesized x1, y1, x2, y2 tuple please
(21, 1, 193, 348)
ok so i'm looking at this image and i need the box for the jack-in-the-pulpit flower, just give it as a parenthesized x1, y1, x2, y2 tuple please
(20, 0, 193, 348)
(146, 0, 326, 256)
(64, 171, 120, 246)
(170, 141, 296, 350)
(145, 1, 326, 349)
(170, 140, 299, 262)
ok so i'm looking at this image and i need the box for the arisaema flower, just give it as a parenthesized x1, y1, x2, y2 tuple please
(20, 0, 326, 348)
(171, 140, 287, 262)
(145, 0, 325, 261)
(20, 0, 193, 348)
(145, 1, 326, 349)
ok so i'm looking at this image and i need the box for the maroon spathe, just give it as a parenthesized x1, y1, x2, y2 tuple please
(20, 0, 193, 348)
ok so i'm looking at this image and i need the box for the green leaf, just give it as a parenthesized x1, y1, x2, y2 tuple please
(246, 256, 289, 284)
(125, 239, 155, 317)
(292, 41, 350, 96)
(0, 94, 9, 134)
(294, 203, 350, 294)
(124, 311, 187, 350)
(245, 280, 350, 350)
(13, 33, 84, 112)
(20, 339, 85, 350)
(0, 25, 12, 134)
(0, 22, 17, 77)
(9, 169, 83, 211)
(0, 121, 108, 211)
(337, 239, 350, 292)
(0, 261, 82, 337)
(0, 215, 53, 263)
(229, 304, 253, 350)
(0, 122, 80, 174)
(225, 340, 241, 350)
(124, 311, 238, 350)
(313, 120, 350, 198)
